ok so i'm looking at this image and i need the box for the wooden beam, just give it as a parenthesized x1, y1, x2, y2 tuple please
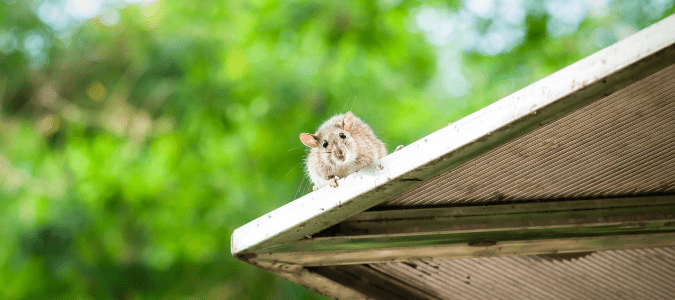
(232, 257, 371, 300)
(250, 196, 675, 266)
(311, 265, 443, 300)
(256, 233, 675, 267)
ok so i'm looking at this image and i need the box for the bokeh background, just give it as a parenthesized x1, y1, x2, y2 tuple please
(1, 0, 673, 299)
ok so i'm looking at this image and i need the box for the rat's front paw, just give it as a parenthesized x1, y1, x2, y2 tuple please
(329, 176, 340, 188)
(395, 145, 404, 152)
(313, 186, 319, 191)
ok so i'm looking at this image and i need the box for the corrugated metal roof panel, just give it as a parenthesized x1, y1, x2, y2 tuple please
(382, 63, 675, 207)
(370, 247, 675, 300)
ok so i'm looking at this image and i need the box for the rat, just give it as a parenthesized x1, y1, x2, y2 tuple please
(300, 111, 403, 191)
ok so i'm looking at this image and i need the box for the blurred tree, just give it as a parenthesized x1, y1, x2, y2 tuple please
(1, 0, 673, 299)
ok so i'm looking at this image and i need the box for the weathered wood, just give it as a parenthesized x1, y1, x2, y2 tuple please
(256, 233, 675, 266)
(311, 265, 443, 300)
(333, 197, 675, 236)
(246, 196, 675, 266)
(346, 196, 675, 221)
(234, 258, 370, 300)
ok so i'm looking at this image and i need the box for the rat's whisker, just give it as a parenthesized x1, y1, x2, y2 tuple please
(296, 112, 308, 122)
(294, 175, 307, 199)
(284, 164, 298, 178)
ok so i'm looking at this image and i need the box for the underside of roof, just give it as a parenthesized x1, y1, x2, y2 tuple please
(232, 14, 675, 300)
(383, 63, 675, 206)
(369, 247, 675, 300)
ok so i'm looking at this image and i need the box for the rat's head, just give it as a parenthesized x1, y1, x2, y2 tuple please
(300, 111, 359, 166)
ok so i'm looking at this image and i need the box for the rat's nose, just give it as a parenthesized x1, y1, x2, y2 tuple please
(335, 149, 345, 160)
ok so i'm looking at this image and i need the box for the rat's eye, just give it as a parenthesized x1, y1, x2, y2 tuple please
(339, 133, 346, 139)
(322, 140, 328, 148)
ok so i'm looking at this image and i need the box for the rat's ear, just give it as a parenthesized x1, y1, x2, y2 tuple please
(300, 133, 319, 148)
(343, 111, 355, 131)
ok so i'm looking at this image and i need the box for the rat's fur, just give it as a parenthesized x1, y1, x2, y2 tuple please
(300, 112, 387, 190)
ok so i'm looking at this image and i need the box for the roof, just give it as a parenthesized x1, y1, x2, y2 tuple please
(232, 14, 675, 300)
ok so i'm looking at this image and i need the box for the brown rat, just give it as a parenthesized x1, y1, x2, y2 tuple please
(300, 111, 403, 190)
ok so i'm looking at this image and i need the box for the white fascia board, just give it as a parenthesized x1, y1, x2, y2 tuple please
(232, 14, 675, 257)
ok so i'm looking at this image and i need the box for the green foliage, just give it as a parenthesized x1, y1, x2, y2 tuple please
(1, 0, 673, 299)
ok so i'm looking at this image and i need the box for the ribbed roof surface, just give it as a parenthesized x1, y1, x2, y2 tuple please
(370, 247, 675, 300)
(382, 63, 675, 207)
